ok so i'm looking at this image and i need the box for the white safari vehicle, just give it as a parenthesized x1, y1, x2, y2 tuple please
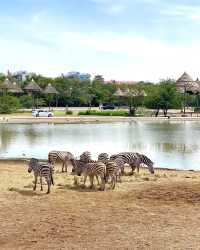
(32, 109, 53, 117)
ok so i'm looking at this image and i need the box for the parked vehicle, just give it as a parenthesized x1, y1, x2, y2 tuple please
(32, 109, 53, 117)
(102, 104, 115, 110)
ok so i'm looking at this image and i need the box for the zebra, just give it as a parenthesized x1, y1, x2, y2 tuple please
(27, 158, 54, 194)
(97, 153, 123, 184)
(133, 153, 154, 174)
(98, 153, 109, 164)
(110, 154, 125, 177)
(115, 152, 154, 174)
(80, 151, 92, 163)
(105, 161, 121, 189)
(48, 150, 74, 172)
(71, 159, 106, 190)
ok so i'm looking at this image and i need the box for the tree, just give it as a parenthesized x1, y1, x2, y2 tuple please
(0, 96, 21, 114)
(145, 80, 182, 116)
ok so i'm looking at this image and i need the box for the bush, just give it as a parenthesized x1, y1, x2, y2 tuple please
(65, 110, 73, 115)
(0, 95, 21, 114)
(78, 110, 129, 116)
(19, 95, 33, 108)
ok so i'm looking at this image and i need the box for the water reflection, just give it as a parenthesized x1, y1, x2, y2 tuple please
(0, 121, 200, 170)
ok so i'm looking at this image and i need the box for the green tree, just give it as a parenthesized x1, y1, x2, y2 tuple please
(145, 79, 182, 116)
(0, 96, 21, 114)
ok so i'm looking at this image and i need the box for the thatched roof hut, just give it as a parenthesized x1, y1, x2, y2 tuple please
(8, 82, 23, 94)
(43, 84, 58, 95)
(0, 78, 15, 90)
(24, 79, 41, 93)
(113, 88, 126, 97)
(176, 72, 200, 94)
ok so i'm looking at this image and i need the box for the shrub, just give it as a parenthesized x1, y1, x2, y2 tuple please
(19, 95, 33, 108)
(65, 110, 73, 115)
(78, 110, 129, 116)
(0, 95, 21, 114)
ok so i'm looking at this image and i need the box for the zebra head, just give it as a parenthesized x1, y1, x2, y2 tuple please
(98, 153, 109, 164)
(140, 154, 154, 174)
(71, 159, 84, 176)
(80, 151, 91, 163)
(28, 158, 39, 173)
(110, 154, 118, 161)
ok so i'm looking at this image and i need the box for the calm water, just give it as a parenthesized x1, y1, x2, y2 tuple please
(0, 121, 200, 170)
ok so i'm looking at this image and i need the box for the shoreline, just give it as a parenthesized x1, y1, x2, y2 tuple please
(0, 158, 198, 172)
(1, 115, 200, 124)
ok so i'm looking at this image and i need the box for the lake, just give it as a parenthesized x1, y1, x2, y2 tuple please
(0, 121, 199, 170)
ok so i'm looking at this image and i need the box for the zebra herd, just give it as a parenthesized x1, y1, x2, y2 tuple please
(27, 150, 155, 194)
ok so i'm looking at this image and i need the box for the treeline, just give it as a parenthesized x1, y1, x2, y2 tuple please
(0, 74, 199, 115)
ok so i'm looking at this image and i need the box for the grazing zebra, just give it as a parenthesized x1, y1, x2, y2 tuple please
(98, 153, 109, 164)
(80, 151, 92, 163)
(110, 154, 125, 177)
(48, 150, 74, 172)
(133, 153, 154, 174)
(71, 159, 100, 185)
(115, 152, 154, 174)
(105, 161, 121, 189)
(27, 158, 54, 194)
(71, 159, 106, 190)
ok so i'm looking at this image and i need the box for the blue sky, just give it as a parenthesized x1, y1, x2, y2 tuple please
(1, 0, 200, 81)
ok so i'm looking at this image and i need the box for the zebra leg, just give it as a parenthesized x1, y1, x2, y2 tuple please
(130, 165, 136, 175)
(40, 176, 43, 191)
(136, 164, 140, 174)
(33, 175, 38, 191)
(65, 161, 68, 172)
(95, 175, 99, 185)
(83, 174, 87, 185)
(74, 176, 78, 185)
(50, 171, 54, 186)
(89, 176, 94, 189)
(46, 179, 51, 194)
(111, 176, 116, 190)
(62, 162, 64, 172)
(100, 176, 105, 191)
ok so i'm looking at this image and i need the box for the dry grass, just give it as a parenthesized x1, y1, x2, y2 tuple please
(0, 161, 200, 250)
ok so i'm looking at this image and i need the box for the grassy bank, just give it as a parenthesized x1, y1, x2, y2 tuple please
(78, 110, 129, 116)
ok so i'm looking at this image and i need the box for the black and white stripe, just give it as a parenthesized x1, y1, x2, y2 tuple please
(83, 162, 106, 191)
(48, 150, 74, 172)
(136, 153, 154, 174)
(28, 158, 54, 194)
(71, 159, 106, 190)
(79, 151, 92, 163)
(98, 153, 109, 164)
(114, 152, 154, 174)
(105, 161, 121, 189)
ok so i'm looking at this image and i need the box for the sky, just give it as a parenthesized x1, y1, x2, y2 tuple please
(1, 0, 200, 82)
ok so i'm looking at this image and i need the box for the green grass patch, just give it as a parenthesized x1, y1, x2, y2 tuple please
(78, 110, 129, 116)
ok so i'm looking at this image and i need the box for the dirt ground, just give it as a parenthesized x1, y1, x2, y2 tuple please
(1, 161, 200, 250)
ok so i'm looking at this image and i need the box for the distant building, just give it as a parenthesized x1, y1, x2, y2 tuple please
(94, 75, 104, 82)
(64, 71, 91, 81)
(79, 73, 91, 81)
(12, 71, 34, 82)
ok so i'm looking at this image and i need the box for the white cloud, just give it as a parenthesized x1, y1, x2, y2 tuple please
(163, 4, 200, 22)
(1, 12, 200, 82)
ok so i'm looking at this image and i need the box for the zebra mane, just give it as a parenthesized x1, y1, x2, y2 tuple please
(140, 154, 153, 165)
(30, 158, 39, 162)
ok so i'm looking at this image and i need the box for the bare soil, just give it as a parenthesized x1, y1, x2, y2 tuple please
(1, 161, 200, 250)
